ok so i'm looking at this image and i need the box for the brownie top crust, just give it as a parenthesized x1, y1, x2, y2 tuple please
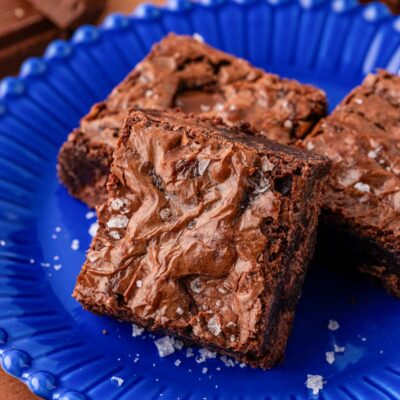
(81, 33, 327, 147)
(74, 109, 330, 357)
(305, 71, 400, 248)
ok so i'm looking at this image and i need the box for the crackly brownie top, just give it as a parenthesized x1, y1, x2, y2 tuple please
(80, 33, 327, 146)
(74, 109, 329, 353)
(305, 71, 400, 242)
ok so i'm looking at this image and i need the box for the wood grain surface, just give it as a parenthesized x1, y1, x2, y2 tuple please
(0, 0, 395, 398)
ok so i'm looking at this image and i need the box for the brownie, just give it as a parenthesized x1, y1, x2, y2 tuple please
(58, 33, 327, 208)
(73, 109, 331, 368)
(303, 71, 400, 296)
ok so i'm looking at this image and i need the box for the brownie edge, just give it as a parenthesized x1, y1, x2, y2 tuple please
(73, 109, 331, 368)
(303, 70, 400, 297)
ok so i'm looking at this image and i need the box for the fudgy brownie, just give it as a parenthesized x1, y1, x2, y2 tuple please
(303, 71, 400, 296)
(73, 109, 331, 368)
(58, 33, 327, 207)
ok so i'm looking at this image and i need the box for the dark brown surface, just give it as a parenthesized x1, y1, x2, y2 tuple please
(73, 108, 331, 369)
(360, 0, 400, 13)
(303, 70, 400, 296)
(0, 0, 106, 78)
(29, 0, 106, 29)
(57, 33, 328, 208)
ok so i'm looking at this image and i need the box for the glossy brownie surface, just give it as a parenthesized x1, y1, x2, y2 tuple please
(304, 71, 400, 296)
(58, 34, 327, 207)
(74, 109, 331, 368)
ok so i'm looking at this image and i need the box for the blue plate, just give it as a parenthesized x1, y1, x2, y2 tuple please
(0, 0, 400, 399)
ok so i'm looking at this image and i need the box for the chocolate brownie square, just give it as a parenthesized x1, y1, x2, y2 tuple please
(304, 71, 400, 296)
(73, 109, 331, 368)
(58, 33, 327, 207)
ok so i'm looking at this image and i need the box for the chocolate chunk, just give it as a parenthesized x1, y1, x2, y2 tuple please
(73, 108, 331, 369)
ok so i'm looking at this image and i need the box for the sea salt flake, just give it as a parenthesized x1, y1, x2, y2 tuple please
(325, 351, 335, 364)
(0, 240, 6, 246)
(145, 90, 154, 98)
(196, 348, 217, 363)
(173, 339, 184, 350)
(132, 323, 144, 337)
(354, 98, 364, 105)
(136, 280, 143, 288)
(220, 355, 235, 368)
(109, 230, 121, 240)
(328, 319, 340, 331)
(200, 104, 211, 112)
(368, 146, 381, 159)
(215, 300, 221, 308)
(187, 220, 196, 230)
(55, 226, 62, 232)
(41, 262, 50, 268)
(52, 234, 58, 240)
(54, 264, 62, 271)
(226, 321, 236, 329)
(71, 239, 80, 251)
(214, 103, 224, 111)
(239, 363, 247, 368)
(230, 335, 236, 343)
(207, 315, 221, 336)
(190, 277, 203, 293)
(176, 307, 184, 315)
(111, 198, 125, 211)
(198, 159, 210, 176)
(159, 208, 172, 222)
(186, 348, 194, 358)
(29, 259, 35, 264)
(334, 344, 345, 353)
(111, 376, 124, 387)
(193, 33, 204, 42)
(202, 367, 208, 374)
(354, 182, 370, 193)
(89, 222, 99, 237)
(261, 156, 274, 172)
(174, 359, 181, 366)
(361, 337, 367, 342)
(307, 142, 314, 151)
(154, 336, 175, 357)
(305, 374, 325, 395)
(53, 255, 60, 261)
(85, 211, 96, 219)
(107, 215, 129, 229)
(284, 119, 293, 129)
(229, 104, 237, 111)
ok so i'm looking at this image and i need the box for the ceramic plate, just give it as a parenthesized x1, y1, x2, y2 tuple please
(0, 0, 400, 399)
